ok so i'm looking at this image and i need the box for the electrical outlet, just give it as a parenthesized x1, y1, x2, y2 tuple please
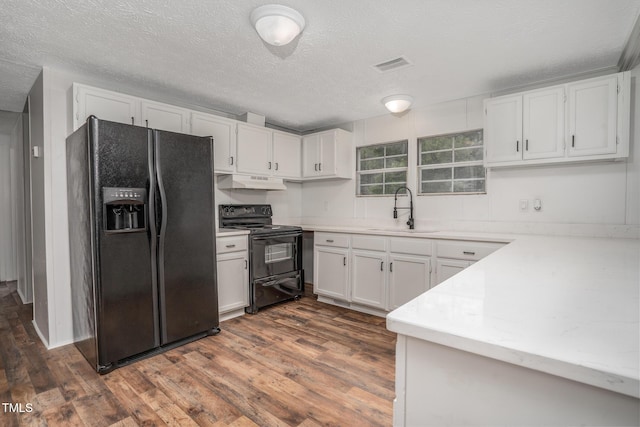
(533, 199, 542, 211)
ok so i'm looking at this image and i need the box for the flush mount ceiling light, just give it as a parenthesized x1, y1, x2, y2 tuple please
(382, 95, 413, 113)
(250, 4, 306, 46)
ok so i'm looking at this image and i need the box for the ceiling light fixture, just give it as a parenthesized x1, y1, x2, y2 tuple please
(250, 4, 306, 46)
(382, 95, 413, 113)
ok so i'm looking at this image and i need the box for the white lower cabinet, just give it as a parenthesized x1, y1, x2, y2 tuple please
(216, 235, 249, 320)
(389, 254, 431, 310)
(351, 250, 387, 310)
(436, 258, 473, 284)
(435, 240, 506, 285)
(314, 232, 434, 314)
(314, 247, 350, 300)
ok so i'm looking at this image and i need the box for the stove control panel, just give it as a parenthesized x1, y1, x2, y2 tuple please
(219, 204, 272, 218)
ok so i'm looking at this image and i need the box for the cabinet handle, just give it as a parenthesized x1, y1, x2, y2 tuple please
(314, 163, 318, 171)
(268, 161, 272, 170)
(525, 139, 529, 151)
(318, 162, 322, 171)
(131, 116, 134, 125)
(225, 244, 236, 248)
(275, 162, 279, 171)
(380, 261, 384, 271)
(516, 140, 519, 152)
(326, 239, 334, 243)
(244, 259, 248, 269)
(343, 256, 346, 266)
(390, 262, 393, 272)
(230, 156, 234, 166)
(463, 251, 476, 256)
(572, 134, 575, 147)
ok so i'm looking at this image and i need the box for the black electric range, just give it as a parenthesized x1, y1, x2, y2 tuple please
(218, 204, 303, 313)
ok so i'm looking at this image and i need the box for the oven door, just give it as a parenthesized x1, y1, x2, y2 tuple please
(251, 233, 301, 279)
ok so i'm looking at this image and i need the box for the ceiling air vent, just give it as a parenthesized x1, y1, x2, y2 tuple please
(373, 56, 413, 73)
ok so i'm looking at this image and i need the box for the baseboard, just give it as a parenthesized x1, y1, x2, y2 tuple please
(32, 320, 50, 348)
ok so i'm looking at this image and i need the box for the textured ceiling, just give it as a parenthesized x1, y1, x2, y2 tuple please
(1, 0, 639, 131)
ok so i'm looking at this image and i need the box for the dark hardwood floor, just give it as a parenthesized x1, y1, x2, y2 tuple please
(0, 281, 396, 426)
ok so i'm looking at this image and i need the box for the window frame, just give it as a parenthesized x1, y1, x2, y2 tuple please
(417, 129, 486, 196)
(356, 139, 409, 197)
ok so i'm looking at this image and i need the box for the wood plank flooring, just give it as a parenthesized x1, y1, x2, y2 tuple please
(0, 281, 396, 426)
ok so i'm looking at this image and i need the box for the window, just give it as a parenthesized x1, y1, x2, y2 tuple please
(418, 130, 485, 194)
(357, 140, 408, 195)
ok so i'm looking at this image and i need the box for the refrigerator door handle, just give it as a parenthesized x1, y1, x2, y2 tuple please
(154, 130, 169, 342)
(147, 130, 161, 347)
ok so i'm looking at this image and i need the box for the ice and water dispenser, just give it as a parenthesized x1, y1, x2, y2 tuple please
(103, 187, 147, 233)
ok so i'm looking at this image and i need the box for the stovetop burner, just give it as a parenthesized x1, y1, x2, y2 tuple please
(218, 204, 302, 235)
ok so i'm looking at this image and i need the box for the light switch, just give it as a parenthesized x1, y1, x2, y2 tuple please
(32, 146, 41, 158)
(519, 199, 529, 211)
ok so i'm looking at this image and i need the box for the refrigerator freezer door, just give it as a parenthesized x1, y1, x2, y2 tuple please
(154, 131, 219, 344)
(92, 119, 160, 367)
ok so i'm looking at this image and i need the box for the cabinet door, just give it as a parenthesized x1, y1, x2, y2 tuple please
(302, 134, 320, 177)
(140, 100, 189, 133)
(74, 84, 138, 130)
(567, 76, 618, 157)
(217, 251, 249, 313)
(273, 131, 301, 178)
(484, 95, 523, 164)
(314, 247, 349, 300)
(236, 123, 272, 175)
(523, 87, 565, 160)
(351, 250, 387, 309)
(318, 131, 337, 176)
(389, 254, 431, 310)
(436, 258, 472, 285)
(191, 113, 236, 173)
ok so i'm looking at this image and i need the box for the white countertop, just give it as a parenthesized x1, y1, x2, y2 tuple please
(387, 235, 640, 398)
(215, 228, 250, 237)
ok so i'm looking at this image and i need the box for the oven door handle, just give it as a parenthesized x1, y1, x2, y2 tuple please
(251, 233, 300, 241)
(260, 274, 301, 295)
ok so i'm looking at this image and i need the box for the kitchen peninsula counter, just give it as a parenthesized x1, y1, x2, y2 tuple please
(386, 235, 640, 426)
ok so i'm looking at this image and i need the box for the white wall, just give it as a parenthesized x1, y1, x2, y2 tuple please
(301, 72, 640, 237)
(0, 134, 15, 282)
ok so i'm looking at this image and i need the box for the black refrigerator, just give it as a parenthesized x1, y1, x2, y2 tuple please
(66, 116, 219, 373)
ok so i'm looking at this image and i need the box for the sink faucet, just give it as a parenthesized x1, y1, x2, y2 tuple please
(393, 186, 414, 230)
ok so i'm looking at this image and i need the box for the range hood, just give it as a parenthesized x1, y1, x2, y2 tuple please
(217, 174, 287, 191)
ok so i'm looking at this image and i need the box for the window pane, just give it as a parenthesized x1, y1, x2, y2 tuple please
(386, 156, 408, 168)
(422, 167, 452, 181)
(385, 171, 406, 183)
(360, 158, 384, 170)
(420, 136, 453, 151)
(360, 172, 383, 184)
(454, 130, 483, 148)
(422, 181, 453, 193)
(454, 165, 485, 180)
(421, 151, 453, 165)
(454, 179, 485, 193)
(454, 147, 484, 162)
(359, 146, 385, 159)
(385, 183, 407, 194)
(386, 142, 407, 156)
(360, 184, 384, 195)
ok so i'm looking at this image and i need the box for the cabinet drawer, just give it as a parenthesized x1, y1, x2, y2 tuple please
(436, 240, 504, 261)
(352, 235, 386, 251)
(389, 237, 433, 256)
(216, 236, 248, 254)
(315, 232, 350, 248)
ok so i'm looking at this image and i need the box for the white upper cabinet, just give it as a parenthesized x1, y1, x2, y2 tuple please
(567, 75, 618, 157)
(484, 95, 523, 164)
(190, 112, 237, 173)
(236, 123, 272, 175)
(523, 87, 565, 160)
(272, 131, 301, 179)
(74, 83, 139, 129)
(302, 129, 353, 179)
(140, 100, 190, 133)
(484, 72, 629, 168)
